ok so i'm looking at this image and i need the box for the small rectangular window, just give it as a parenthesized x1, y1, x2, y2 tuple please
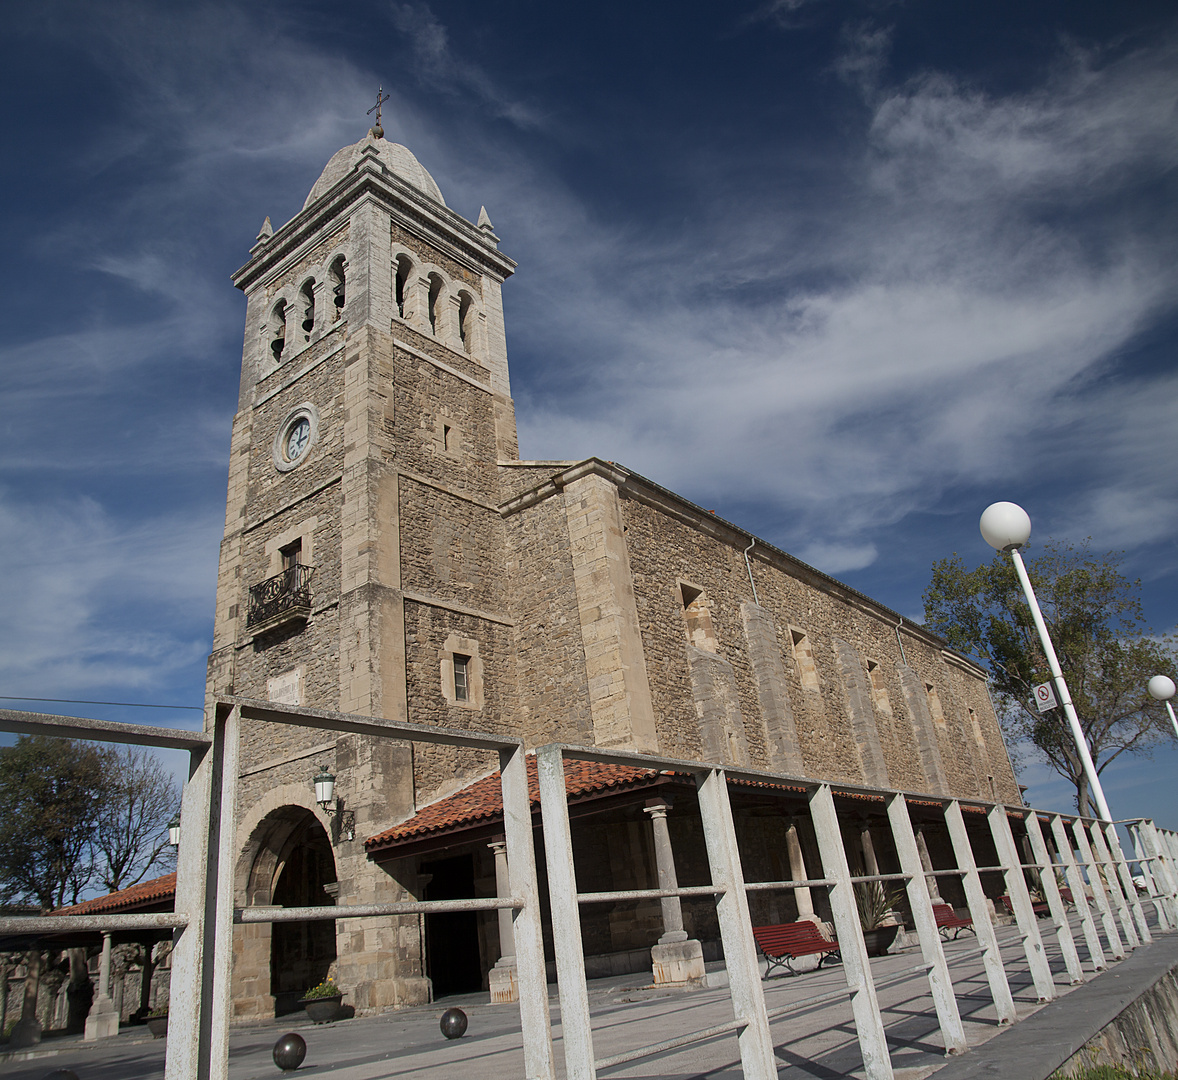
(453, 654, 470, 702)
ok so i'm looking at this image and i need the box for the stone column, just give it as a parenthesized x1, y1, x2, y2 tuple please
(84, 933, 118, 1041)
(916, 826, 945, 904)
(136, 942, 156, 1019)
(9, 950, 41, 1048)
(859, 817, 880, 877)
(487, 839, 519, 1004)
(403, 276, 431, 331)
(644, 801, 705, 987)
(785, 819, 816, 921)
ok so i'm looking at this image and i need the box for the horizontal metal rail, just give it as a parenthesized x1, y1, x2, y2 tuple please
(745, 877, 835, 891)
(0, 708, 211, 750)
(235, 897, 523, 923)
(0, 912, 189, 933)
(576, 885, 724, 905)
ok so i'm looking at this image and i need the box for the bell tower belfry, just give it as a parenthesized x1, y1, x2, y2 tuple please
(206, 122, 518, 1017)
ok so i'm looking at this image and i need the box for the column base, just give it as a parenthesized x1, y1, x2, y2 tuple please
(488, 961, 519, 1004)
(651, 939, 706, 988)
(84, 996, 119, 1041)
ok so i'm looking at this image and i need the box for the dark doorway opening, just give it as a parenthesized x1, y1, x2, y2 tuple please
(422, 853, 482, 998)
(270, 817, 337, 1015)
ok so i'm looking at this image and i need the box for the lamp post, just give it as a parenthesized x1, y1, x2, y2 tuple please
(167, 813, 181, 848)
(1148, 675, 1178, 741)
(980, 501, 1112, 822)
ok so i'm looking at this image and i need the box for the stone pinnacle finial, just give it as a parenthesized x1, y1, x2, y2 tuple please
(477, 206, 494, 231)
(256, 216, 273, 242)
(367, 86, 390, 141)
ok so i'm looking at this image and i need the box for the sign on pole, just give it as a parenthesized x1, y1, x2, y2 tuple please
(1034, 682, 1058, 713)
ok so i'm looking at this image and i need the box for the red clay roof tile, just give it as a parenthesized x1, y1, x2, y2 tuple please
(55, 873, 177, 916)
(365, 756, 660, 851)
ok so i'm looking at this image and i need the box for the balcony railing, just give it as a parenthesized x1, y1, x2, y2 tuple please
(247, 563, 315, 632)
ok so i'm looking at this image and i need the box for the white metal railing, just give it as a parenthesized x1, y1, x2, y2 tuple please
(1, 703, 1176, 1080)
(533, 741, 1178, 1080)
(0, 700, 555, 1080)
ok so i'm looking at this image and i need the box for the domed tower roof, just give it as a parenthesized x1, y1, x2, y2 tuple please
(303, 131, 446, 210)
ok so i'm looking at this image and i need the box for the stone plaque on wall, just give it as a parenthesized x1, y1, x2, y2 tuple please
(267, 666, 305, 706)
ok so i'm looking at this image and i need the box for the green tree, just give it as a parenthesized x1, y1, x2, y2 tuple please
(0, 736, 105, 912)
(0, 737, 179, 911)
(923, 540, 1176, 816)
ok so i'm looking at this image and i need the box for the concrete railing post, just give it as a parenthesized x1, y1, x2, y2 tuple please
(886, 795, 967, 1055)
(1048, 814, 1106, 971)
(1021, 812, 1083, 985)
(809, 784, 893, 1080)
(696, 767, 778, 1080)
(499, 744, 556, 1080)
(1071, 820, 1126, 959)
(987, 805, 1055, 1002)
(944, 801, 1017, 1024)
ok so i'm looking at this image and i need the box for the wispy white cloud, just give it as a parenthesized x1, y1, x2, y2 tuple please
(0, 489, 218, 695)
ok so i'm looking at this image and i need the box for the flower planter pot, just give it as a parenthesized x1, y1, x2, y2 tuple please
(147, 1016, 169, 1039)
(298, 995, 343, 1024)
(861, 925, 899, 957)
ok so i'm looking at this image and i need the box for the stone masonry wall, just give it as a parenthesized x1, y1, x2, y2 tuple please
(618, 491, 1016, 800)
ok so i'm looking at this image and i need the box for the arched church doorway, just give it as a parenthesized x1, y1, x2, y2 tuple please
(421, 853, 481, 998)
(254, 811, 337, 1016)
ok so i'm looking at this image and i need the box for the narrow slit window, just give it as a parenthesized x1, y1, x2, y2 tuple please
(453, 654, 470, 702)
(791, 629, 820, 691)
(867, 660, 893, 718)
(680, 583, 718, 652)
(926, 683, 947, 728)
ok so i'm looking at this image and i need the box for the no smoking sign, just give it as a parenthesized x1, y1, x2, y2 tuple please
(1034, 682, 1058, 713)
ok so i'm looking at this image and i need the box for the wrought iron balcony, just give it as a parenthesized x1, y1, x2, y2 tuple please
(247, 563, 315, 633)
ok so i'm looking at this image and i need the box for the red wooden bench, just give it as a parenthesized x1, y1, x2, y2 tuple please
(932, 903, 974, 939)
(752, 921, 841, 978)
(1000, 894, 1049, 918)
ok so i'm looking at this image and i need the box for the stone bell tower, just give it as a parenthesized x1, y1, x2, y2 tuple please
(205, 118, 518, 1016)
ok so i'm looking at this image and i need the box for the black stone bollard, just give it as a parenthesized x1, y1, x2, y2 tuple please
(440, 1007, 468, 1039)
(273, 1031, 307, 1072)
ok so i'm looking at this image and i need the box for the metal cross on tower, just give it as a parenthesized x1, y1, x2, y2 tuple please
(367, 86, 390, 135)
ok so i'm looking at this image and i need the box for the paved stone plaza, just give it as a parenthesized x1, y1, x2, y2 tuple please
(4, 912, 1168, 1080)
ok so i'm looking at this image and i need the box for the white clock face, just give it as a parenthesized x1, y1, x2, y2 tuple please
(286, 417, 311, 462)
(273, 403, 319, 473)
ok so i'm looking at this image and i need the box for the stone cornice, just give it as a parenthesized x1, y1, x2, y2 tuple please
(233, 157, 516, 292)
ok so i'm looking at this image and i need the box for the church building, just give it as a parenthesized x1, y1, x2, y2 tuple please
(205, 119, 1019, 1020)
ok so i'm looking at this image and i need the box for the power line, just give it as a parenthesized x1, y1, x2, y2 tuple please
(0, 696, 204, 711)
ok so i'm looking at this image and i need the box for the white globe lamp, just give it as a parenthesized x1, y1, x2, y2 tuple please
(1148, 675, 1176, 702)
(980, 501, 1032, 552)
(978, 501, 1112, 820)
(1148, 675, 1178, 742)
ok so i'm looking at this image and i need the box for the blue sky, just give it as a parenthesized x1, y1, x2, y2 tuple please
(2, 1, 1177, 824)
